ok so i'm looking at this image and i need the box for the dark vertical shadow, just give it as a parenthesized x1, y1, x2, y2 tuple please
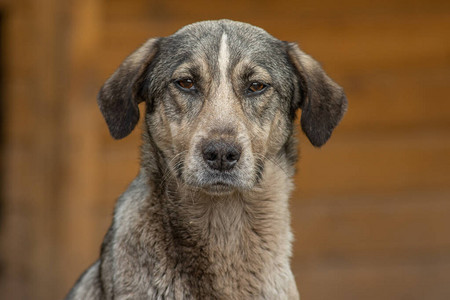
(0, 11, 5, 279)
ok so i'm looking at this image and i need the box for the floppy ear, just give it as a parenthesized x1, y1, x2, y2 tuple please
(287, 43, 347, 147)
(97, 38, 160, 139)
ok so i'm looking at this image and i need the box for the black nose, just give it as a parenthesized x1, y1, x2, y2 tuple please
(202, 140, 241, 171)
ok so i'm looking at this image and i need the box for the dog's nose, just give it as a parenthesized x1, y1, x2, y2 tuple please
(202, 140, 241, 171)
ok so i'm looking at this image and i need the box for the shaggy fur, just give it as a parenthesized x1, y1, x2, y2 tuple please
(66, 20, 347, 300)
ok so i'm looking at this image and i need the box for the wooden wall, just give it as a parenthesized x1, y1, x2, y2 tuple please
(0, 0, 449, 299)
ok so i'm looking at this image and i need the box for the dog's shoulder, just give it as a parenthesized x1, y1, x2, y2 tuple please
(65, 261, 102, 300)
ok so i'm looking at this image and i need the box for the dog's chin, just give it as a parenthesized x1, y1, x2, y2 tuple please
(182, 167, 256, 196)
(201, 182, 236, 196)
(183, 177, 250, 196)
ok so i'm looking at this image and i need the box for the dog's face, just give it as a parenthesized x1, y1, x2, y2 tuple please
(147, 23, 298, 195)
(98, 20, 347, 195)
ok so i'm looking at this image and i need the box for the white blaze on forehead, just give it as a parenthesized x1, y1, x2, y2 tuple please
(218, 33, 230, 84)
(208, 32, 236, 125)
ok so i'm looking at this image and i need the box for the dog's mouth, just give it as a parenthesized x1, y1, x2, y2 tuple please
(182, 171, 245, 195)
(203, 182, 235, 195)
(185, 178, 239, 196)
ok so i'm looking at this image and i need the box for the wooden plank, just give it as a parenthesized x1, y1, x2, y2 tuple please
(291, 191, 450, 299)
(291, 191, 450, 261)
(293, 258, 450, 300)
(294, 129, 450, 196)
(271, 13, 450, 73)
(338, 67, 450, 132)
(106, 0, 450, 22)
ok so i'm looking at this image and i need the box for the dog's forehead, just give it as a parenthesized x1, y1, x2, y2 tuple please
(173, 20, 275, 46)
(163, 20, 286, 69)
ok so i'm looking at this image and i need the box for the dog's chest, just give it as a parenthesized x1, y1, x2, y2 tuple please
(156, 224, 289, 298)
(140, 243, 289, 300)
(113, 214, 289, 298)
(109, 181, 292, 299)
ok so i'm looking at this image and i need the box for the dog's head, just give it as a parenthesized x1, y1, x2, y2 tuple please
(98, 20, 347, 195)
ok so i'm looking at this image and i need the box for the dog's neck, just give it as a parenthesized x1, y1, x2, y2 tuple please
(161, 162, 294, 290)
(166, 159, 294, 236)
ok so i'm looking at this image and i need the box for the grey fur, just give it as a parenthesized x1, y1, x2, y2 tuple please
(66, 20, 346, 300)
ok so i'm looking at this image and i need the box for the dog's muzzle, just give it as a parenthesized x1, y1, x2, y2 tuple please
(182, 138, 249, 195)
(201, 139, 242, 172)
(183, 134, 254, 195)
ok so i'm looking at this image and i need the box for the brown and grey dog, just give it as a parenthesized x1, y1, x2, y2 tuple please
(66, 20, 347, 299)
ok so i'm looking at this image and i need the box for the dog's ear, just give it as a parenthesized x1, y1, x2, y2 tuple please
(287, 43, 347, 147)
(97, 38, 160, 139)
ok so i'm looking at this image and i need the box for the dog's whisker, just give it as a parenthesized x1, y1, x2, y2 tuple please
(159, 150, 188, 187)
(254, 153, 290, 177)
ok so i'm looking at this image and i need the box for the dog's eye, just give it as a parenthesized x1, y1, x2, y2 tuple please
(175, 78, 196, 91)
(247, 82, 268, 94)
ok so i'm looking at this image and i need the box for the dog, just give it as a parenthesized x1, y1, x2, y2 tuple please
(66, 19, 347, 299)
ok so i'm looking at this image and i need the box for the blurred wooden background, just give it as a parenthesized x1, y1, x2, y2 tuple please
(0, 0, 449, 299)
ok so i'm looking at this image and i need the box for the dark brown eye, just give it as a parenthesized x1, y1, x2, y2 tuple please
(176, 78, 196, 91)
(248, 82, 267, 94)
